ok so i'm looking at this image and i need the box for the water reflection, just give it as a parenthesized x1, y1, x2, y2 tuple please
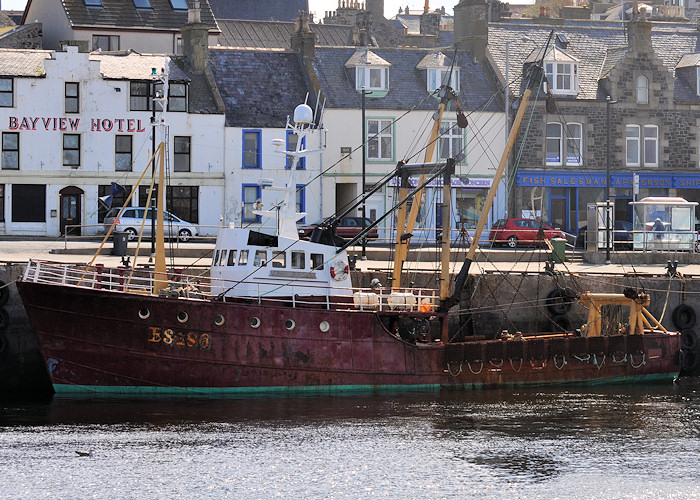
(1, 381, 699, 498)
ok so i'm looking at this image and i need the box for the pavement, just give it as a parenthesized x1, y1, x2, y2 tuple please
(1, 235, 697, 277)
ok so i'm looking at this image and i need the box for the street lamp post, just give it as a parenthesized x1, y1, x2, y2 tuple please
(605, 96, 617, 264)
(361, 88, 367, 260)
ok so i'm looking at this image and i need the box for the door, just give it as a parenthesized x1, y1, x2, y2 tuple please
(59, 186, 83, 236)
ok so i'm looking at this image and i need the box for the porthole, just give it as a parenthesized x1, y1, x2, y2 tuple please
(138, 308, 150, 320)
(214, 314, 225, 326)
(177, 311, 189, 323)
(319, 321, 330, 333)
(285, 319, 295, 330)
(250, 317, 261, 328)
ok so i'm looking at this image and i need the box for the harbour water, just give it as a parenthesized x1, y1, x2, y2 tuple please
(1, 381, 699, 499)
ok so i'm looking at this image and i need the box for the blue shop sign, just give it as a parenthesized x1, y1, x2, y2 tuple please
(516, 171, 699, 189)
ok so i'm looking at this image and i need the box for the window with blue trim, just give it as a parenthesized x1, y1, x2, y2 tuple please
(296, 185, 305, 223)
(243, 130, 261, 168)
(242, 184, 261, 222)
(286, 131, 306, 169)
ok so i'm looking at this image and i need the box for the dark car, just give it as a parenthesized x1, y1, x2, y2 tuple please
(299, 216, 379, 241)
(489, 218, 565, 248)
(575, 220, 633, 249)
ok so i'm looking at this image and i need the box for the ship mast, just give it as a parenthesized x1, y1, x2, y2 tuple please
(391, 83, 459, 293)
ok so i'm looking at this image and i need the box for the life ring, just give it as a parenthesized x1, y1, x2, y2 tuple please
(0, 280, 8, 307)
(681, 329, 698, 351)
(551, 314, 572, 333)
(546, 289, 573, 316)
(330, 260, 349, 281)
(672, 304, 696, 330)
(0, 307, 8, 331)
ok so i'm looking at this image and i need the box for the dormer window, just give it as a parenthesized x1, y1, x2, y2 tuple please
(356, 67, 388, 91)
(417, 52, 460, 95)
(541, 46, 579, 95)
(427, 68, 459, 93)
(345, 50, 391, 96)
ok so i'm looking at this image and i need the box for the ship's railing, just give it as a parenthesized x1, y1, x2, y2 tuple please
(23, 260, 440, 312)
(22, 260, 188, 294)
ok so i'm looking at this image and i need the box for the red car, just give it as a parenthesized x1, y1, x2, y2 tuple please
(489, 218, 565, 248)
(299, 217, 379, 241)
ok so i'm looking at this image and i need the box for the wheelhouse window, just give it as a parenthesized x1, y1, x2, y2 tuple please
(291, 251, 305, 269)
(0, 78, 12, 107)
(92, 35, 119, 51)
(427, 68, 460, 93)
(242, 184, 261, 222)
(286, 130, 306, 169)
(271, 251, 286, 268)
(356, 66, 389, 91)
(2, 132, 19, 170)
(636, 76, 649, 104)
(238, 250, 249, 265)
(253, 250, 267, 267)
(438, 121, 464, 162)
(65, 83, 79, 113)
(243, 130, 261, 168)
(173, 136, 191, 172)
(545, 62, 578, 94)
(367, 119, 393, 161)
(115, 135, 132, 171)
(63, 134, 80, 167)
(227, 250, 237, 266)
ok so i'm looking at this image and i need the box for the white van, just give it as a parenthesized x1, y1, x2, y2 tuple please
(103, 207, 198, 241)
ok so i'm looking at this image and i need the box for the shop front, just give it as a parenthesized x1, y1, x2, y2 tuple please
(514, 171, 700, 234)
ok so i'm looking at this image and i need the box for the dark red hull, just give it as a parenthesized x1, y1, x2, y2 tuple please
(16, 280, 682, 394)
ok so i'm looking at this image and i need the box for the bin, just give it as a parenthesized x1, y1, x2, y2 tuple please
(551, 237, 566, 263)
(112, 231, 128, 256)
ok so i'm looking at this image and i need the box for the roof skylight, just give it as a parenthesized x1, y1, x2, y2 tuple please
(169, 0, 188, 10)
(133, 0, 152, 8)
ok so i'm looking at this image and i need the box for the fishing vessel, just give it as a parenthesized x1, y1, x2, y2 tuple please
(16, 52, 681, 395)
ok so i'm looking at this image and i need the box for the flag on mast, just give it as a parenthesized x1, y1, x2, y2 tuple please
(99, 182, 125, 209)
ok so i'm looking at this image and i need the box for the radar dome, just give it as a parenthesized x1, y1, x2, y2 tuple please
(293, 104, 313, 125)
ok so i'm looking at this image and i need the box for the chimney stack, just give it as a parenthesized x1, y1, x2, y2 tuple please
(182, 0, 208, 72)
(453, 0, 488, 62)
(291, 11, 316, 59)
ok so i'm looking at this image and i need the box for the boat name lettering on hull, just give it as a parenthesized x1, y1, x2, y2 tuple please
(147, 326, 211, 350)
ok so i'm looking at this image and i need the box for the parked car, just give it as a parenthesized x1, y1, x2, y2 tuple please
(298, 216, 379, 241)
(489, 218, 565, 248)
(103, 207, 198, 241)
(575, 220, 633, 249)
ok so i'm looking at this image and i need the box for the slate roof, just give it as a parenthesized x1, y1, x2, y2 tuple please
(488, 21, 699, 101)
(22, 0, 219, 32)
(207, 0, 306, 22)
(208, 47, 313, 127)
(0, 48, 220, 114)
(312, 46, 499, 112)
(216, 19, 355, 49)
(0, 48, 51, 76)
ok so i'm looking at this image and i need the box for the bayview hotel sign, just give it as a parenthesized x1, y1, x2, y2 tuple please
(8, 116, 148, 133)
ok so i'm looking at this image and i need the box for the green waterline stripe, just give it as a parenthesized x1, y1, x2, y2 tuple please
(52, 372, 678, 397)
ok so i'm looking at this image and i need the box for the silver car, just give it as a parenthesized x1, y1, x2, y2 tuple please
(103, 207, 198, 242)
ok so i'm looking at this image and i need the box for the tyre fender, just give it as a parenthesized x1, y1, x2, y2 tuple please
(680, 329, 698, 351)
(672, 304, 696, 330)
